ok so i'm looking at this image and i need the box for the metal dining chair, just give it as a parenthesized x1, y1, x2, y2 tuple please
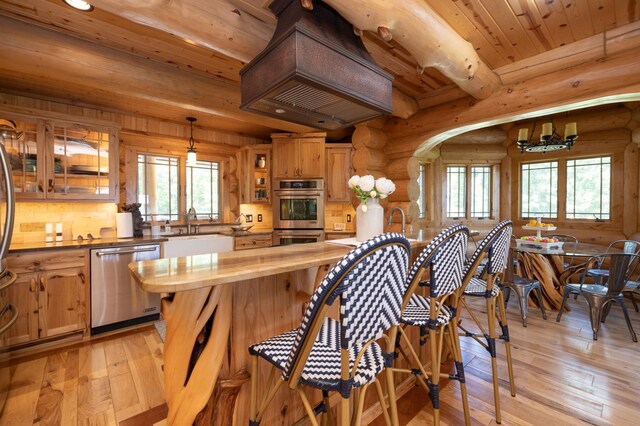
(501, 235, 547, 327)
(557, 253, 639, 342)
(585, 240, 640, 284)
(457, 220, 515, 424)
(390, 224, 470, 426)
(248, 233, 410, 426)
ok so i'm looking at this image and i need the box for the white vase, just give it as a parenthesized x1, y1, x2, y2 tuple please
(356, 198, 384, 242)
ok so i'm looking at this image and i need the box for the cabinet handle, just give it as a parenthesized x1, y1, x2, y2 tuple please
(79, 272, 86, 283)
(39, 277, 46, 292)
(29, 278, 37, 293)
(48, 179, 54, 192)
(38, 180, 44, 193)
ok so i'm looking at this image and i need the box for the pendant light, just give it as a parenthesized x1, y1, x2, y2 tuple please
(186, 117, 197, 166)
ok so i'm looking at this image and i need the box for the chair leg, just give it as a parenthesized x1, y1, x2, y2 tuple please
(583, 295, 605, 341)
(485, 296, 502, 424)
(447, 322, 471, 426)
(617, 298, 638, 342)
(534, 283, 547, 320)
(556, 287, 571, 322)
(385, 355, 399, 426)
(428, 326, 442, 426)
(250, 355, 259, 424)
(497, 292, 516, 398)
(503, 286, 511, 305)
(516, 285, 532, 327)
(630, 293, 639, 312)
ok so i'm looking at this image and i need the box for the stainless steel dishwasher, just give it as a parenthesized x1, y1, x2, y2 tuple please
(90, 244, 161, 335)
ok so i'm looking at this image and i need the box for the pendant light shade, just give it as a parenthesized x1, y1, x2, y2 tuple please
(186, 116, 197, 166)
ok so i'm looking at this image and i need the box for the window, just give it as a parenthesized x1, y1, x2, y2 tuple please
(519, 156, 611, 221)
(566, 156, 611, 220)
(186, 159, 221, 220)
(520, 161, 558, 218)
(417, 163, 427, 219)
(446, 166, 466, 218)
(446, 165, 493, 219)
(137, 154, 179, 222)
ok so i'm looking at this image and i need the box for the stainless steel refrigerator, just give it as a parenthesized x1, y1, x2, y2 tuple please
(0, 119, 18, 415)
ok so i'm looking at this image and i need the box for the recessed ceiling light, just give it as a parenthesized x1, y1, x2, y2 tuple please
(64, 0, 94, 12)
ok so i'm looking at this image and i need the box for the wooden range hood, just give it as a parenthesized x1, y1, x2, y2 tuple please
(240, 0, 393, 130)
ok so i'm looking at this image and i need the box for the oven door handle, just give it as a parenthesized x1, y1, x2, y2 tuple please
(275, 231, 324, 237)
(274, 191, 323, 197)
(0, 303, 18, 335)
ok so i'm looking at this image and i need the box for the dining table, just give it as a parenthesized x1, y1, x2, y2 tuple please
(509, 242, 622, 311)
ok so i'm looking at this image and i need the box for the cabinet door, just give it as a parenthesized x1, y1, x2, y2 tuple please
(272, 139, 298, 179)
(46, 120, 117, 201)
(1, 273, 39, 346)
(5, 117, 46, 200)
(298, 138, 325, 178)
(38, 267, 86, 338)
(326, 146, 352, 202)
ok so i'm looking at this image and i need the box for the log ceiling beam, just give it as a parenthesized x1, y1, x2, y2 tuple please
(323, 0, 501, 100)
(88, 0, 498, 115)
(0, 16, 311, 134)
(385, 45, 640, 158)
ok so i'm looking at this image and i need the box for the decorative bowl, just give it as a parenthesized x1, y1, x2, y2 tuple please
(231, 224, 253, 232)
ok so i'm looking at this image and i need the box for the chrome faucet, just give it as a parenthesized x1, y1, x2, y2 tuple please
(387, 207, 407, 235)
(186, 207, 197, 234)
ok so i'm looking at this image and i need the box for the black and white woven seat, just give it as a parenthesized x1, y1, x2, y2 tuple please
(464, 276, 501, 297)
(457, 220, 515, 425)
(390, 224, 471, 426)
(248, 233, 410, 426)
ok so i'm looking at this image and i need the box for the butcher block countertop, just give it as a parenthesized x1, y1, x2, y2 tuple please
(128, 230, 442, 293)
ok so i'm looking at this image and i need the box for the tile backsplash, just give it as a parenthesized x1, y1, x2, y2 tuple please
(12, 202, 118, 244)
(325, 203, 355, 231)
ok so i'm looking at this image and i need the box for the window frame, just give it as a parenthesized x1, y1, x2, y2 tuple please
(518, 154, 613, 223)
(442, 163, 499, 225)
(417, 163, 427, 219)
(125, 144, 225, 225)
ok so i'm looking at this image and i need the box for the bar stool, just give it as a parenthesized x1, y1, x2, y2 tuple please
(390, 224, 471, 425)
(457, 220, 515, 424)
(248, 233, 410, 426)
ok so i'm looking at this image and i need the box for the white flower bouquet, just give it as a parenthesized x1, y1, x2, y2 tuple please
(348, 175, 395, 211)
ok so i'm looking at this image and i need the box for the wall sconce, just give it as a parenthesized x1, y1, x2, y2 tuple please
(186, 116, 197, 166)
(517, 121, 578, 153)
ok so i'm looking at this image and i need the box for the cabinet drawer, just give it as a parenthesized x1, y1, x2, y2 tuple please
(234, 234, 272, 251)
(7, 249, 86, 273)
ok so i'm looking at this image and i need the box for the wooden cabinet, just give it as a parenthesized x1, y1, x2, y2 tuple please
(238, 145, 271, 204)
(2, 249, 87, 347)
(234, 233, 272, 251)
(325, 143, 353, 202)
(272, 133, 325, 179)
(3, 113, 119, 202)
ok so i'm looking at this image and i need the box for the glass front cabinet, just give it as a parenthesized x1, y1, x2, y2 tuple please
(5, 114, 118, 201)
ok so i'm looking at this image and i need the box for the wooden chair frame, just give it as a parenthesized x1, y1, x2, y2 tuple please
(455, 221, 515, 425)
(389, 225, 471, 426)
(249, 239, 409, 426)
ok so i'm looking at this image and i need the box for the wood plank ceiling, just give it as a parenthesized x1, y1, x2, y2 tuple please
(0, 0, 638, 139)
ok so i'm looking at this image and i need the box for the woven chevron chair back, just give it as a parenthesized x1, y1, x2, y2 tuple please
(464, 220, 512, 280)
(405, 225, 469, 302)
(284, 233, 410, 380)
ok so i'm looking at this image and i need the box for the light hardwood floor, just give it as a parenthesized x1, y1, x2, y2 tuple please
(2, 296, 640, 425)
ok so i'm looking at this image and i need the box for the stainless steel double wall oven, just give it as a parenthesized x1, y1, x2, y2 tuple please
(272, 179, 325, 245)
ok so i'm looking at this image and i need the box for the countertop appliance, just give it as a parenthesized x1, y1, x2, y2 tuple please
(273, 179, 324, 231)
(90, 244, 160, 335)
(0, 119, 18, 416)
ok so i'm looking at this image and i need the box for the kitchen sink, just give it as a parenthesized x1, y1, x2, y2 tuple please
(162, 233, 234, 258)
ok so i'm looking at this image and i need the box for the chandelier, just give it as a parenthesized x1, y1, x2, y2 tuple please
(186, 116, 197, 166)
(517, 121, 578, 153)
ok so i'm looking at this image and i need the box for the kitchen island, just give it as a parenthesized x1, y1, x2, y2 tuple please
(128, 233, 435, 425)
